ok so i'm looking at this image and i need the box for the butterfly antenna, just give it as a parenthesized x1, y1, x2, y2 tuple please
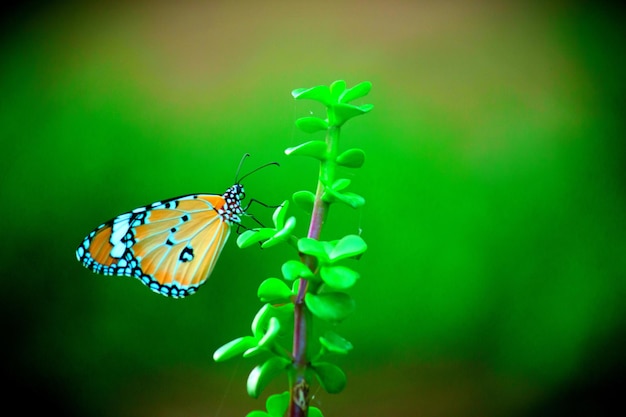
(237, 160, 280, 183)
(234, 153, 251, 183)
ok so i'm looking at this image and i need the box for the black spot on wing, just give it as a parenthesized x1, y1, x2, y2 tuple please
(179, 246, 194, 262)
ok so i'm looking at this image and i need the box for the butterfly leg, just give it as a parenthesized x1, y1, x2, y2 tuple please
(242, 198, 284, 229)
(243, 198, 282, 211)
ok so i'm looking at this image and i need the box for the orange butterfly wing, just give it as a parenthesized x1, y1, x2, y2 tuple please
(77, 191, 241, 298)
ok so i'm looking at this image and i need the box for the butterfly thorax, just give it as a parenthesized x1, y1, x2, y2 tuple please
(218, 184, 245, 224)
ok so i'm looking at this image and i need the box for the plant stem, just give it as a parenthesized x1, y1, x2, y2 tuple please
(289, 124, 339, 417)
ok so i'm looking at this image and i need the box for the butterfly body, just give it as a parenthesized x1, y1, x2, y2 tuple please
(76, 184, 245, 298)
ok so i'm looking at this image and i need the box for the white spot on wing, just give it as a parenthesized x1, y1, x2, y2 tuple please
(111, 223, 129, 243)
(110, 215, 132, 258)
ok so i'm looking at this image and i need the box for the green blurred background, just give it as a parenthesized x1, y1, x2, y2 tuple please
(1, 0, 624, 415)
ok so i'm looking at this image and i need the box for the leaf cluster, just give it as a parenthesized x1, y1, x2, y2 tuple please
(214, 80, 372, 417)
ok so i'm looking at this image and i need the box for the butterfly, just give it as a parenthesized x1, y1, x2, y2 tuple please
(76, 156, 277, 298)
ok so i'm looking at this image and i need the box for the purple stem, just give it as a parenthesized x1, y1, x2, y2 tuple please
(289, 133, 335, 416)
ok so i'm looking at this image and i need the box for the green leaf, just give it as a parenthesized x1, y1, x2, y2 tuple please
(331, 178, 351, 191)
(258, 278, 293, 303)
(250, 304, 294, 346)
(295, 117, 329, 133)
(298, 238, 329, 262)
(261, 217, 296, 249)
(320, 265, 360, 289)
(312, 362, 347, 394)
(282, 260, 314, 281)
(339, 81, 372, 103)
(213, 336, 257, 362)
(293, 190, 315, 214)
(272, 201, 289, 229)
(255, 320, 280, 349)
(322, 187, 365, 209)
(319, 331, 353, 355)
(237, 202, 295, 249)
(247, 356, 291, 398)
(336, 148, 365, 168)
(309, 407, 324, 417)
(292, 85, 331, 106)
(277, 302, 296, 316)
(291, 279, 303, 293)
(305, 292, 355, 323)
(237, 228, 276, 248)
(266, 392, 290, 417)
(322, 178, 365, 209)
(330, 80, 347, 101)
(336, 191, 365, 208)
(329, 235, 367, 261)
(285, 140, 327, 160)
(245, 317, 281, 358)
(251, 304, 273, 338)
(330, 103, 372, 126)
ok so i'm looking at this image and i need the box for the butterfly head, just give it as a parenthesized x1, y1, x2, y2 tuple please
(226, 183, 245, 202)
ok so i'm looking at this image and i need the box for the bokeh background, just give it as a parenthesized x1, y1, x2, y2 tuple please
(1, 0, 624, 416)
